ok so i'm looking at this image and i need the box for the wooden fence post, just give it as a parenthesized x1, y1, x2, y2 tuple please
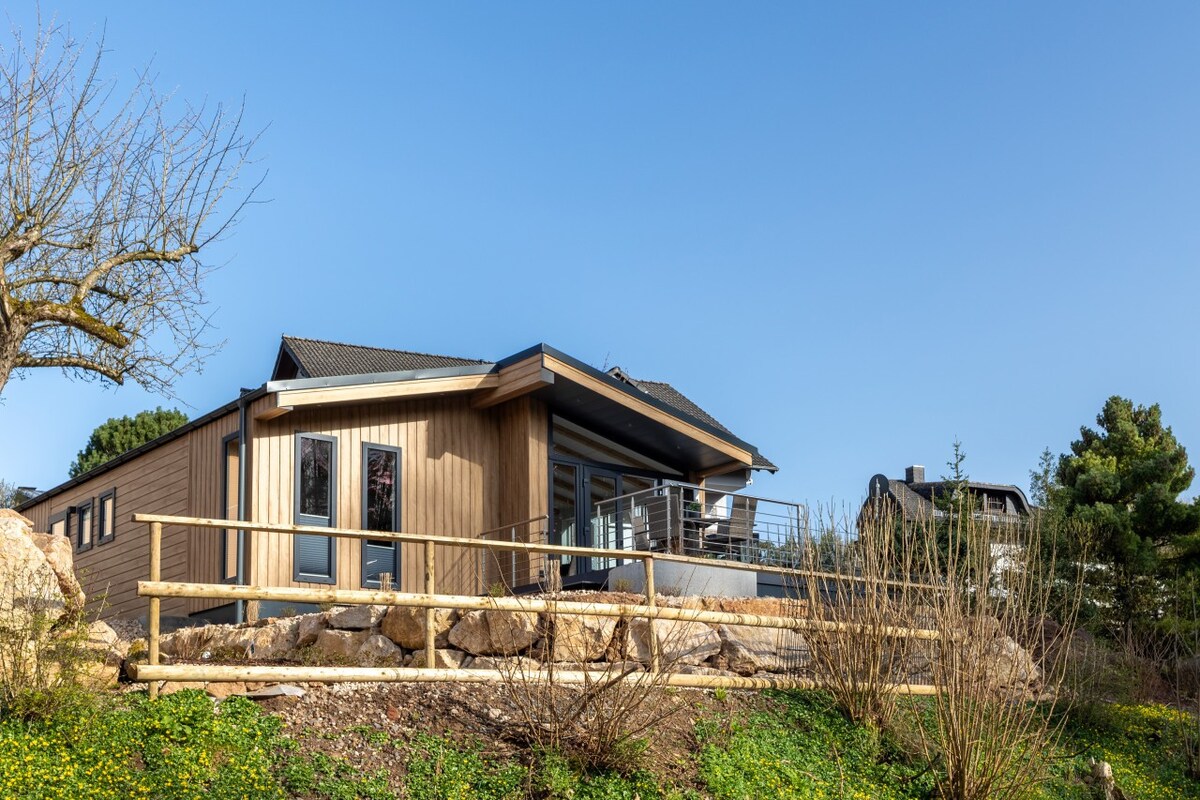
(148, 520, 162, 700)
(424, 540, 436, 666)
(644, 555, 660, 673)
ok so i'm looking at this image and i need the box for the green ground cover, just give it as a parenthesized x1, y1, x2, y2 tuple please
(0, 689, 1196, 799)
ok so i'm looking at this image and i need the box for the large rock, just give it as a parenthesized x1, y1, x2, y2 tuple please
(448, 610, 540, 656)
(984, 635, 1041, 691)
(718, 624, 806, 675)
(410, 648, 468, 669)
(29, 530, 85, 621)
(296, 613, 328, 647)
(549, 614, 617, 662)
(327, 604, 387, 631)
(315, 628, 371, 660)
(627, 619, 721, 666)
(0, 510, 68, 628)
(82, 620, 128, 666)
(381, 606, 457, 649)
(224, 618, 298, 660)
(357, 634, 404, 664)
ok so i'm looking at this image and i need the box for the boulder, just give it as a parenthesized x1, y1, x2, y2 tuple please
(381, 606, 457, 649)
(718, 624, 806, 675)
(626, 619, 720, 666)
(468, 655, 542, 673)
(409, 648, 468, 669)
(327, 604, 387, 631)
(159, 681, 209, 695)
(296, 613, 328, 647)
(225, 618, 298, 660)
(82, 620, 128, 666)
(357, 634, 404, 663)
(550, 614, 617, 662)
(984, 635, 1041, 691)
(315, 628, 371, 661)
(29, 530, 86, 621)
(448, 610, 540, 656)
(0, 511, 68, 628)
(159, 625, 220, 659)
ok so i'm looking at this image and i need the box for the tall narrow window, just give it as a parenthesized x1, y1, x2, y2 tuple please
(222, 434, 240, 582)
(49, 512, 66, 538)
(98, 489, 116, 544)
(77, 500, 94, 552)
(294, 433, 337, 583)
(361, 443, 401, 588)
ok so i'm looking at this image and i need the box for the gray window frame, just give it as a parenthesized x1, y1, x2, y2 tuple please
(360, 442, 402, 589)
(75, 499, 94, 553)
(97, 488, 117, 544)
(293, 432, 338, 584)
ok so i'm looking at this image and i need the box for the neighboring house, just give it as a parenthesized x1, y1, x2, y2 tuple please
(862, 464, 1034, 525)
(18, 336, 776, 622)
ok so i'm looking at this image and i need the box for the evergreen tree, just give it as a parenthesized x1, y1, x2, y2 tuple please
(69, 408, 189, 478)
(1055, 396, 1200, 630)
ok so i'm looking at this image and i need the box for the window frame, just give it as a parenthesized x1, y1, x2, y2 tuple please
(360, 442, 402, 589)
(293, 432, 338, 584)
(76, 499, 94, 553)
(48, 511, 67, 539)
(97, 489, 116, 544)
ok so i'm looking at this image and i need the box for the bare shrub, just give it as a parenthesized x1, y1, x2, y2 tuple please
(902, 505, 1084, 800)
(494, 607, 698, 773)
(794, 506, 923, 730)
(0, 569, 102, 719)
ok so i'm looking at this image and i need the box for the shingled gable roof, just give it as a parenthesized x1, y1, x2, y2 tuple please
(274, 337, 777, 472)
(606, 368, 778, 472)
(276, 335, 487, 379)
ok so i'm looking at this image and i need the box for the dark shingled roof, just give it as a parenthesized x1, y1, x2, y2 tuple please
(280, 336, 488, 379)
(609, 370, 779, 472)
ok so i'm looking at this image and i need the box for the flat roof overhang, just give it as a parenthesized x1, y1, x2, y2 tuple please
(262, 344, 763, 476)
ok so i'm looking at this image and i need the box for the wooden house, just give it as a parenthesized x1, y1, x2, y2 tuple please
(18, 337, 776, 622)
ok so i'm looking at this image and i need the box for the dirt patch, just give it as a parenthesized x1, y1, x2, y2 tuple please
(269, 679, 764, 790)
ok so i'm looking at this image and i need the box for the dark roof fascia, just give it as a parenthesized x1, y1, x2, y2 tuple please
(16, 386, 270, 513)
(514, 343, 768, 465)
(265, 363, 498, 393)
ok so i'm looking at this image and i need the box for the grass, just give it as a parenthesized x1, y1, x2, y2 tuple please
(0, 688, 1197, 798)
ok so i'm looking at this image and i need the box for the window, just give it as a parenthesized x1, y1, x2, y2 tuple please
(294, 433, 337, 583)
(98, 489, 116, 544)
(221, 434, 240, 582)
(985, 495, 1006, 514)
(76, 500, 94, 552)
(49, 511, 67, 538)
(361, 443, 401, 588)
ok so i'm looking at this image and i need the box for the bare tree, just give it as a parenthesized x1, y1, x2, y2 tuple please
(0, 20, 261, 396)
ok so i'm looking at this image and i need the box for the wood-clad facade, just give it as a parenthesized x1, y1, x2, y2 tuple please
(18, 339, 773, 622)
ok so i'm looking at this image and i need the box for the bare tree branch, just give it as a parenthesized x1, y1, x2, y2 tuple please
(0, 20, 261, 395)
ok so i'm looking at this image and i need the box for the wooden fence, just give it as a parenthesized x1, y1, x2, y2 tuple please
(129, 513, 942, 698)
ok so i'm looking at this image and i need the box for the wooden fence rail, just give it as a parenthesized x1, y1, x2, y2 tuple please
(131, 513, 940, 698)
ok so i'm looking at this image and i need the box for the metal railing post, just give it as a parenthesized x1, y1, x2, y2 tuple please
(148, 520, 162, 700)
(424, 539, 436, 666)
(644, 555, 660, 673)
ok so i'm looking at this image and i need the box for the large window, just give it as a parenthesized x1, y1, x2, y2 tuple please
(361, 443, 401, 588)
(76, 500, 94, 552)
(98, 489, 116, 544)
(294, 433, 337, 583)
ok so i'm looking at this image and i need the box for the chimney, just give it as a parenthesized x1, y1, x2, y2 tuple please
(905, 465, 925, 484)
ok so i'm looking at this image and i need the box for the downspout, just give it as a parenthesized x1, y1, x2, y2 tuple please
(235, 391, 249, 623)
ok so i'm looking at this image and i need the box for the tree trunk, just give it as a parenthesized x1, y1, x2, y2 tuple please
(0, 326, 23, 396)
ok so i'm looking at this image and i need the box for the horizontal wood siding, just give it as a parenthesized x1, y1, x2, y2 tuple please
(247, 396, 510, 595)
(19, 436, 193, 618)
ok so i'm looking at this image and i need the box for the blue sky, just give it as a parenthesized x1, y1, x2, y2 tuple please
(2, 2, 1199, 510)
